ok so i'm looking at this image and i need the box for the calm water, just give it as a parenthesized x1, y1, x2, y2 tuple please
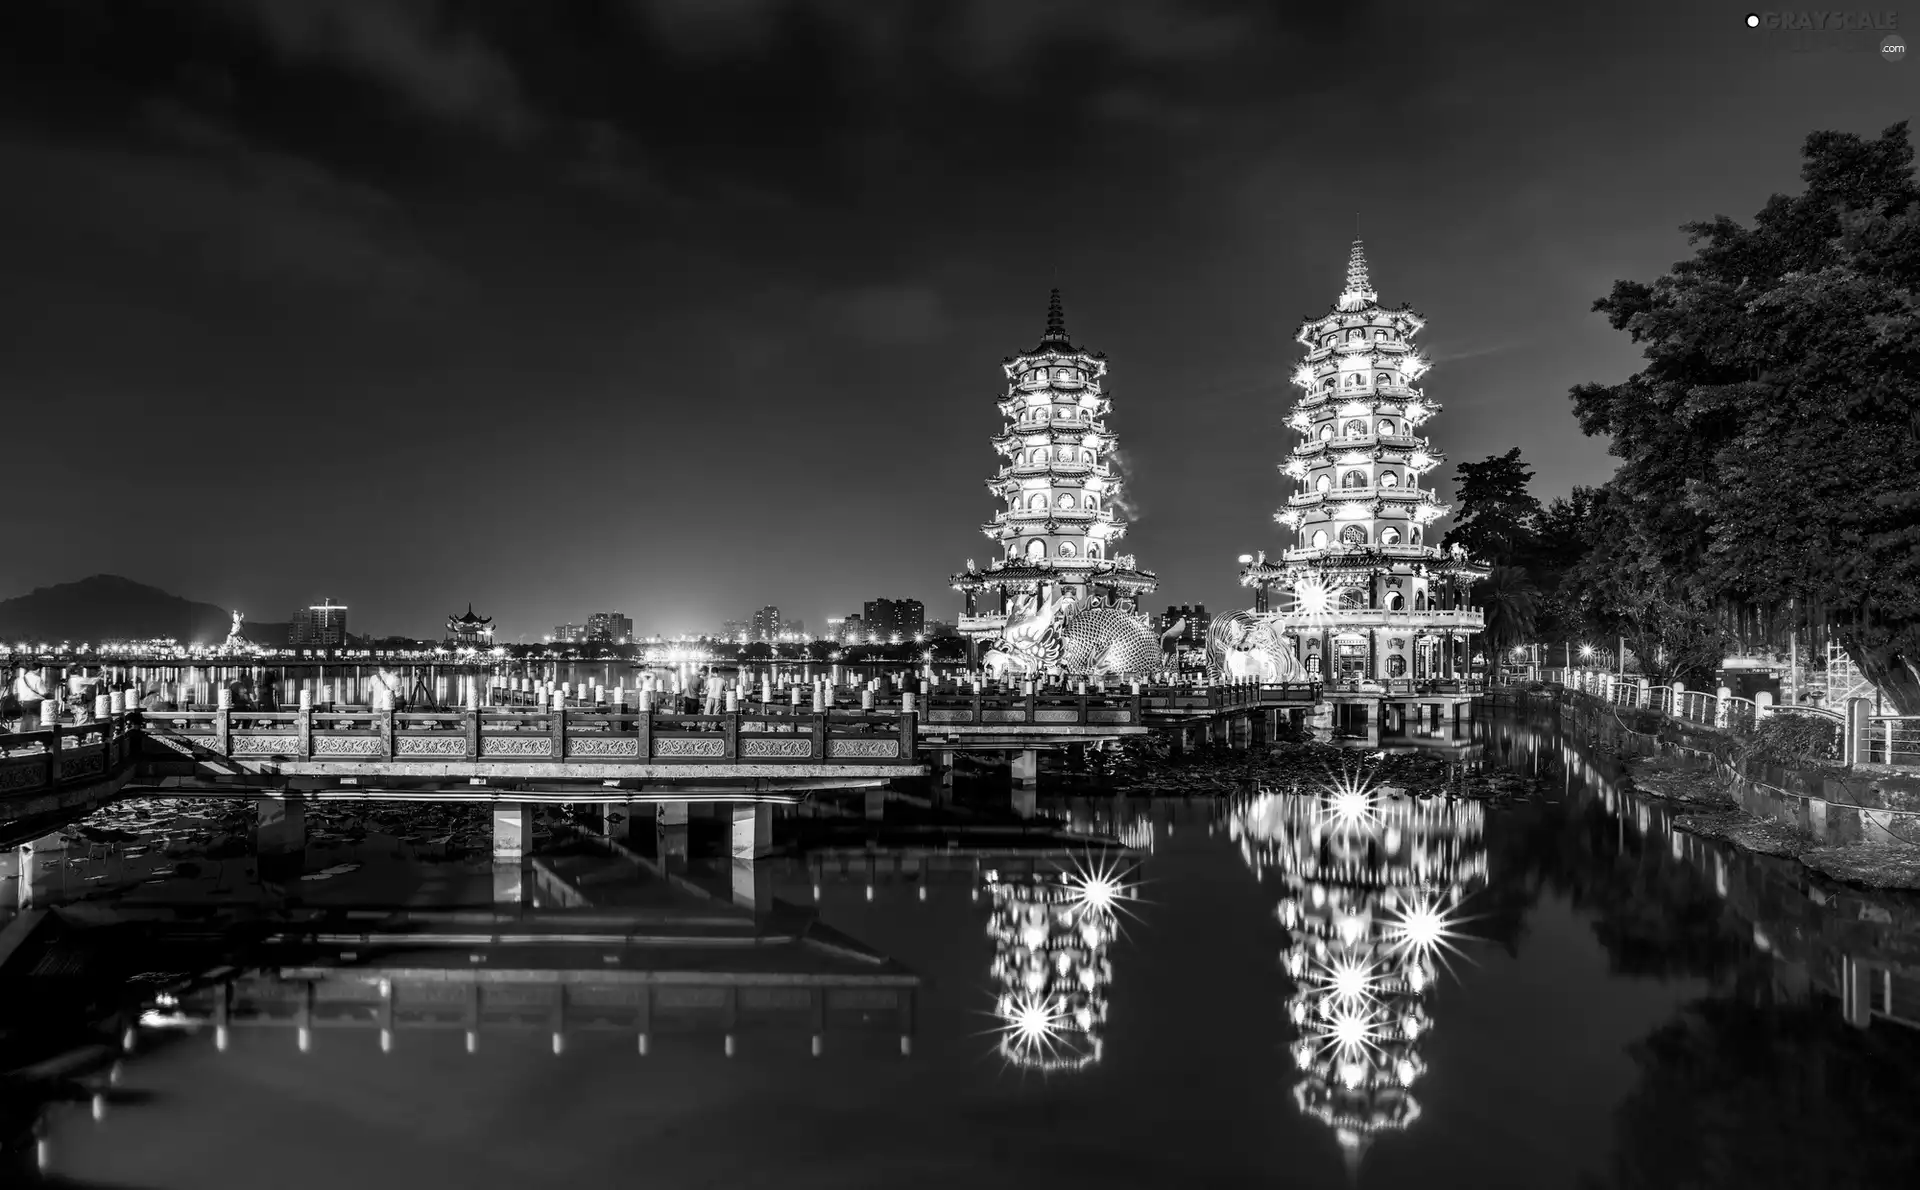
(9, 708, 1920, 1189)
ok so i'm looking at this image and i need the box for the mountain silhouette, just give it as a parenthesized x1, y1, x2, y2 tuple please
(0, 575, 290, 647)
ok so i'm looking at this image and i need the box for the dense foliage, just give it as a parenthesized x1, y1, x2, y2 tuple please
(1567, 122, 1920, 711)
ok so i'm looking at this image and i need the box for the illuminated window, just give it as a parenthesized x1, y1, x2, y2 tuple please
(1345, 420, 1366, 437)
(1319, 425, 1334, 441)
(1415, 591, 1426, 610)
(1409, 527, 1421, 544)
(1316, 475, 1332, 493)
(1374, 329, 1388, 341)
(1379, 472, 1398, 488)
(1029, 493, 1047, 510)
(1376, 372, 1391, 386)
(1387, 655, 1407, 676)
(1386, 592, 1404, 610)
(1312, 530, 1329, 548)
(1087, 542, 1102, 558)
(1027, 539, 1046, 561)
(1322, 376, 1335, 390)
(1059, 541, 1076, 558)
(1378, 419, 1396, 436)
(1323, 335, 1335, 348)
(1341, 470, 1366, 489)
(1340, 525, 1368, 546)
(1058, 369, 1073, 381)
(1347, 329, 1361, 343)
(1380, 526, 1402, 544)
(1338, 587, 1365, 608)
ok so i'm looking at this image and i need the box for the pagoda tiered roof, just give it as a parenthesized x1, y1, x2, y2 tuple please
(952, 557, 1157, 595)
(449, 604, 492, 626)
(1005, 288, 1105, 361)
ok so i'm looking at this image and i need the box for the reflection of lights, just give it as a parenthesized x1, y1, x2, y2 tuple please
(984, 860, 1133, 1072)
(1230, 776, 1486, 1159)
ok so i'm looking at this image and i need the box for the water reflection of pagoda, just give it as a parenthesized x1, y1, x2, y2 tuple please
(985, 867, 1118, 1071)
(1230, 784, 1487, 1172)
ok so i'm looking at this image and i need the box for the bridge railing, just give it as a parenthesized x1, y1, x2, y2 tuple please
(135, 706, 918, 766)
(920, 692, 1144, 727)
(1536, 667, 1918, 770)
(0, 711, 142, 799)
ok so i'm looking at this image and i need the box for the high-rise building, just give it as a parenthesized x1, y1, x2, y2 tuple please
(586, 612, 633, 642)
(290, 600, 348, 649)
(1239, 242, 1487, 685)
(751, 605, 781, 643)
(953, 291, 1157, 644)
(552, 624, 585, 643)
(926, 619, 957, 638)
(781, 617, 805, 637)
(840, 614, 865, 642)
(721, 619, 750, 641)
(1156, 604, 1210, 648)
(863, 598, 925, 641)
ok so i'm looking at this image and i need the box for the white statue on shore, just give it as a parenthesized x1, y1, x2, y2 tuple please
(223, 610, 249, 650)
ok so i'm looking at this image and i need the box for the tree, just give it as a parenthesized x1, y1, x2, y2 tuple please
(1570, 122, 1920, 712)
(1474, 565, 1540, 656)
(1440, 447, 1542, 567)
(1567, 492, 1733, 687)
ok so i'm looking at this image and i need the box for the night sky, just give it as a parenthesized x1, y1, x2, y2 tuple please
(0, 2, 1908, 640)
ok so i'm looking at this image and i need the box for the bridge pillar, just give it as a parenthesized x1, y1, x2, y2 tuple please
(1012, 749, 1038, 790)
(1840, 956, 1877, 1029)
(864, 789, 886, 820)
(605, 801, 636, 843)
(257, 799, 306, 857)
(492, 861, 527, 905)
(931, 750, 955, 798)
(492, 804, 530, 862)
(731, 803, 772, 860)
(731, 858, 772, 916)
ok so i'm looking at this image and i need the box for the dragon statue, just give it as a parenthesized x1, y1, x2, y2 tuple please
(1204, 609, 1311, 683)
(982, 593, 1175, 679)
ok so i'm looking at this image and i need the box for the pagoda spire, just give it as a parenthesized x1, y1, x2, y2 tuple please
(1338, 240, 1376, 310)
(1043, 288, 1068, 344)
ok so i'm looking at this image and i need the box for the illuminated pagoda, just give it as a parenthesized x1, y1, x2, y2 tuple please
(985, 867, 1117, 1071)
(1229, 782, 1487, 1175)
(1238, 243, 1487, 687)
(953, 291, 1157, 644)
(446, 605, 495, 649)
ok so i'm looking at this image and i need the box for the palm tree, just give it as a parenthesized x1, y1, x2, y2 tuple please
(1475, 565, 1540, 657)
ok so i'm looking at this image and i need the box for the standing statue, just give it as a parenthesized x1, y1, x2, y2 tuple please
(982, 592, 1176, 679)
(1204, 610, 1310, 683)
(223, 610, 250, 651)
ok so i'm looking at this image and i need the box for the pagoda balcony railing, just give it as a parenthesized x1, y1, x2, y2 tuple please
(1002, 460, 1100, 477)
(1264, 608, 1485, 631)
(1269, 544, 1447, 565)
(988, 508, 1113, 526)
(1291, 435, 1431, 455)
(117, 706, 920, 767)
(1287, 486, 1427, 506)
(957, 614, 1008, 635)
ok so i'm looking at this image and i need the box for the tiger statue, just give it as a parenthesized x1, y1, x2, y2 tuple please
(1204, 609, 1310, 682)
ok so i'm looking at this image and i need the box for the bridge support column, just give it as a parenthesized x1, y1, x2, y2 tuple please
(731, 802, 772, 861)
(731, 858, 772, 916)
(1840, 956, 1877, 1029)
(931, 751, 954, 802)
(257, 799, 307, 857)
(658, 801, 689, 862)
(492, 804, 529, 862)
(492, 862, 526, 906)
(1011, 749, 1038, 819)
(605, 800, 635, 844)
(864, 790, 886, 820)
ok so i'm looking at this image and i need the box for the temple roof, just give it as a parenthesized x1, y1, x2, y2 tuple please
(449, 604, 492, 626)
(1011, 288, 1103, 360)
(1336, 240, 1377, 312)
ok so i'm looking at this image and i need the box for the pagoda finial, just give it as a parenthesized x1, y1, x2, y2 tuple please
(1044, 288, 1067, 342)
(1337, 240, 1376, 310)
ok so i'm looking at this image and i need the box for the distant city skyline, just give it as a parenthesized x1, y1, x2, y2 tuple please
(0, 2, 1905, 637)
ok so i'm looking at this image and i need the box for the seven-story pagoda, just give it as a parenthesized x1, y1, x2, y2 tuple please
(953, 291, 1158, 644)
(1239, 243, 1487, 686)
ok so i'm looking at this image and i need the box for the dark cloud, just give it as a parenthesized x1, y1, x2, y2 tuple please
(227, 0, 536, 142)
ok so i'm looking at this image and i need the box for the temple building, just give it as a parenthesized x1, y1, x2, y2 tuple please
(1230, 785, 1487, 1176)
(953, 291, 1158, 643)
(447, 605, 495, 648)
(1239, 243, 1487, 685)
